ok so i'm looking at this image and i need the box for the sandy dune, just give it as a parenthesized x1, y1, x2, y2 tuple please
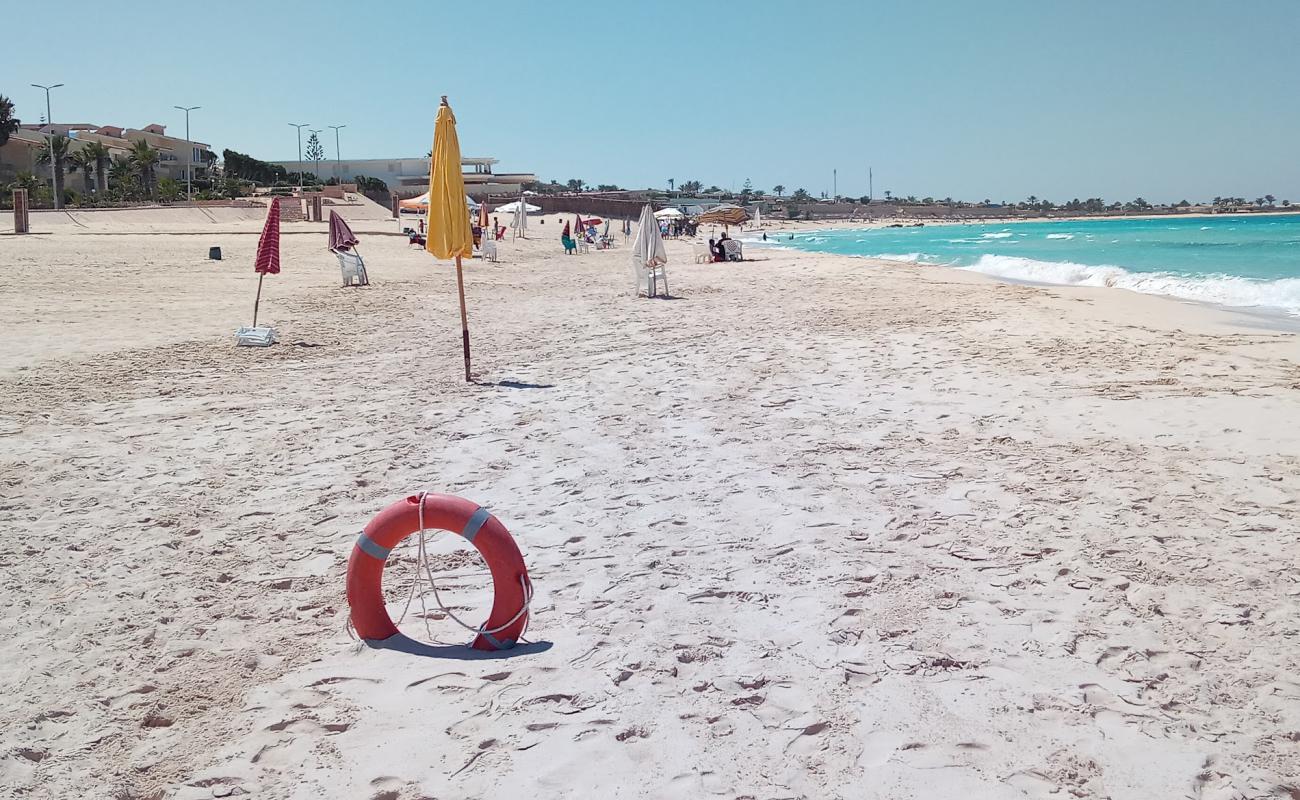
(1, 210, 1298, 799)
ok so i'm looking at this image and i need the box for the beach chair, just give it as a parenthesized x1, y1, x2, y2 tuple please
(337, 249, 369, 287)
(693, 242, 711, 263)
(482, 237, 498, 262)
(635, 260, 668, 298)
(723, 239, 744, 261)
(577, 239, 591, 254)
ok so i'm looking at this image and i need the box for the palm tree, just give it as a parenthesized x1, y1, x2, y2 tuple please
(10, 170, 42, 196)
(772, 184, 785, 199)
(129, 139, 161, 199)
(36, 134, 71, 208)
(668, 178, 675, 193)
(80, 141, 112, 194)
(69, 148, 96, 194)
(0, 94, 19, 147)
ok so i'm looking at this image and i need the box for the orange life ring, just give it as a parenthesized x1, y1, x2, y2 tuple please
(346, 493, 532, 651)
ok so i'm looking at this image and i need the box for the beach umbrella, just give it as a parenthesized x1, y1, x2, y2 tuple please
(494, 200, 540, 213)
(426, 96, 477, 382)
(328, 209, 359, 252)
(603, 219, 610, 238)
(631, 202, 668, 297)
(513, 193, 528, 239)
(251, 197, 281, 327)
(574, 213, 585, 236)
(653, 207, 684, 219)
(477, 198, 489, 231)
(697, 204, 750, 226)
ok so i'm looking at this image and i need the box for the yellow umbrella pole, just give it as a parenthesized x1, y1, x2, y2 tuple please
(455, 254, 471, 381)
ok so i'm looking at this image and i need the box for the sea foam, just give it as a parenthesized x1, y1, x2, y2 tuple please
(959, 255, 1300, 315)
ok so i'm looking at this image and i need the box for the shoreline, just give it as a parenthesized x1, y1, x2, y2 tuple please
(740, 217, 1300, 331)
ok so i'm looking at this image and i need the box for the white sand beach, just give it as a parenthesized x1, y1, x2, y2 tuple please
(2, 203, 1298, 799)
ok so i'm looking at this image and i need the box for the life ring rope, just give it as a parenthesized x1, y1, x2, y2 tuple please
(394, 491, 533, 643)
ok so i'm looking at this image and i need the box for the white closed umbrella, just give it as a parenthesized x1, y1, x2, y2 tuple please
(631, 203, 668, 297)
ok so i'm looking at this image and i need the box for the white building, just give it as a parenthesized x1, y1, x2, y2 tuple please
(270, 156, 536, 198)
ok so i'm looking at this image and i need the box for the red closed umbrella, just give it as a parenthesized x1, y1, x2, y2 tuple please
(252, 198, 281, 327)
(328, 209, 359, 252)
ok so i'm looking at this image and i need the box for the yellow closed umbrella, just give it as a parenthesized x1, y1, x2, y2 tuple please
(426, 96, 476, 381)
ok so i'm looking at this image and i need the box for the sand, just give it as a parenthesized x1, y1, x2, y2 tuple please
(1, 203, 1298, 800)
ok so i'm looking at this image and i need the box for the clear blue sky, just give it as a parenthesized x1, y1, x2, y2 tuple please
(7, 0, 1298, 203)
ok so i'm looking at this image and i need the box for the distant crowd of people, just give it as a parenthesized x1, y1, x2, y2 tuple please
(662, 219, 697, 238)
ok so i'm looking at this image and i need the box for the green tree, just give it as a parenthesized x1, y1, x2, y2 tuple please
(791, 187, 811, 201)
(565, 178, 585, 192)
(69, 148, 97, 195)
(667, 178, 675, 193)
(1265, 194, 1276, 207)
(223, 149, 289, 184)
(158, 177, 181, 202)
(109, 155, 134, 188)
(79, 141, 112, 194)
(35, 134, 71, 209)
(0, 95, 19, 147)
(772, 184, 785, 198)
(304, 133, 325, 178)
(9, 170, 42, 198)
(128, 138, 161, 199)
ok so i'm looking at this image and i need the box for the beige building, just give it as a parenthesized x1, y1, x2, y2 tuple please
(0, 121, 212, 188)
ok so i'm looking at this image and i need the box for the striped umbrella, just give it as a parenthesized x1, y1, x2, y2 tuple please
(696, 203, 750, 226)
(251, 197, 281, 327)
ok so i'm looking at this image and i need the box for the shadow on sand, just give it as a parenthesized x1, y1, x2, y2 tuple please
(487, 379, 556, 389)
(365, 632, 554, 660)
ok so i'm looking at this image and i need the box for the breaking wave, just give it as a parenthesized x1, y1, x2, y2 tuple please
(959, 255, 1300, 315)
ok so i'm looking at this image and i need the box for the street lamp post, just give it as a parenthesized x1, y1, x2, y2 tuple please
(309, 129, 322, 182)
(173, 104, 200, 201)
(328, 124, 346, 186)
(288, 123, 308, 191)
(31, 82, 64, 210)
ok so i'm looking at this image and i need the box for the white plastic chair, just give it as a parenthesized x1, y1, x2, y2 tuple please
(336, 250, 369, 286)
(693, 243, 711, 263)
(482, 238, 498, 262)
(722, 239, 744, 261)
(633, 259, 669, 298)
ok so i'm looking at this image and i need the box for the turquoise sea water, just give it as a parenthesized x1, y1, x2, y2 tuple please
(754, 214, 1300, 315)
